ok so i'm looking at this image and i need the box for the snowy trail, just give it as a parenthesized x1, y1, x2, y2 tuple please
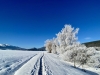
(0, 50, 98, 75)
(43, 53, 98, 75)
(14, 52, 98, 75)
(14, 53, 44, 75)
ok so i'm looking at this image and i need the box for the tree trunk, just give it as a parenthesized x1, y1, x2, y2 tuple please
(74, 58, 76, 68)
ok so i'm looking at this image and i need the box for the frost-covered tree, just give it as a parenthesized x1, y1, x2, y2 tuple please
(75, 46, 97, 68)
(61, 43, 87, 67)
(44, 39, 53, 53)
(44, 24, 79, 54)
(76, 45, 87, 68)
(86, 47, 98, 67)
(51, 38, 57, 54)
(56, 25, 79, 54)
(86, 47, 96, 56)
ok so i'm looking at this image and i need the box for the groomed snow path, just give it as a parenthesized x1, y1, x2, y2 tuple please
(14, 52, 98, 75)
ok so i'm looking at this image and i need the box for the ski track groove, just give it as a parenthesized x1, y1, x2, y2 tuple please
(31, 53, 44, 75)
(43, 54, 54, 75)
(38, 54, 44, 75)
(31, 57, 40, 75)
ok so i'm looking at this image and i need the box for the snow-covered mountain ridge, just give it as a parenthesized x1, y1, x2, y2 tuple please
(0, 44, 45, 51)
(0, 44, 25, 50)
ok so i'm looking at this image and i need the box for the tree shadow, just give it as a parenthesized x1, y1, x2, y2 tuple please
(71, 66, 99, 75)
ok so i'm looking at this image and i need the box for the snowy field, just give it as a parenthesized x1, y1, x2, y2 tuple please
(0, 50, 41, 75)
(0, 50, 99, 75)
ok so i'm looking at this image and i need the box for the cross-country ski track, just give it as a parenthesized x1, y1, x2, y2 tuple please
(14, 53, 98, 75)
(0, 50, 98, 75)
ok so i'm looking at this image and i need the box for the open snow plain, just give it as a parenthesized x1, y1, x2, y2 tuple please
(0, 50, 99, 75)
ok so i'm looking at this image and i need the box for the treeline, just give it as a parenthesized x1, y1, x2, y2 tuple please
(84, 40, 100, 47)
(28, 47, 45, 51)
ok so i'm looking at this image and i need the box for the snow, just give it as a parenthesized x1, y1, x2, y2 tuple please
(65, 60, 100, 75)
(0, 44, 5, 47)
(0, 50, 99, 75)
(0, 50, 40, 75)
(43, 53, 98, 75)
(0, 44, 10, 46)
(14, 53, 43, 75)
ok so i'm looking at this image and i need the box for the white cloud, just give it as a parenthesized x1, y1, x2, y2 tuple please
(85, 37, 91, 40)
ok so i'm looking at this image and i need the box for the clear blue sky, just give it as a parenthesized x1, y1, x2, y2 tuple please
(0, 0, 100, 48)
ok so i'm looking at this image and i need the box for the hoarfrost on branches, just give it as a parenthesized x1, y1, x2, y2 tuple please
(44, 24, 99, 68)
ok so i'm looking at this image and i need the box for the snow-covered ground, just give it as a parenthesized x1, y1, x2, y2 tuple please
(0, 50, 40, 75)
(0, 50, 99, 75)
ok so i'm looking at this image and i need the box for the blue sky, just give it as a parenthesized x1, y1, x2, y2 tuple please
(0, 0, 100, 48)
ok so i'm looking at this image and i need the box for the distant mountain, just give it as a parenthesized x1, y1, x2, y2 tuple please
(84, 40, 100, 47)
(28, 47, 38, 51)
(28, 47, 45, 51)
(0, 44, 45, 51)
(38, 47, 45, 51)
(0, 44, 26, 50)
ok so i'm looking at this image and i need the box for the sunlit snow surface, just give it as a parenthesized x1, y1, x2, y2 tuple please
(0, 50, 39, 75)
(0, 50, 99, 75)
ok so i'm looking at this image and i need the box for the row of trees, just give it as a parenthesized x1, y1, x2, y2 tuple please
(44, 24, 97, 68)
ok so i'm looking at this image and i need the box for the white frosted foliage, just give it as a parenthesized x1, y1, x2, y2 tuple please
(44, 24, 99, 68)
